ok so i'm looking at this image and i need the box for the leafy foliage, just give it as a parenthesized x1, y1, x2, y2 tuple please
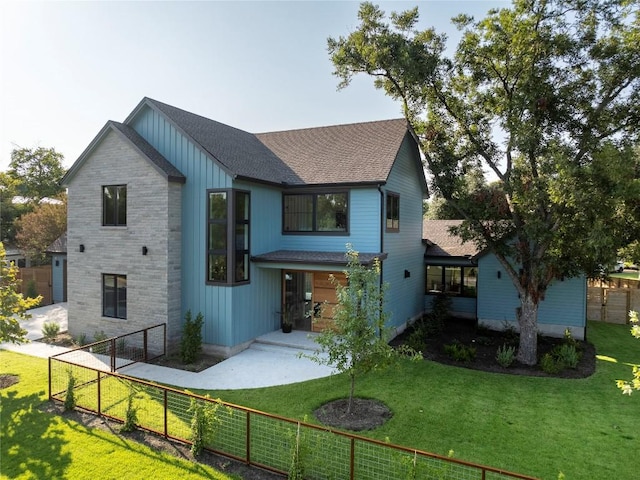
(617, 310, 640, 395)
(496, 344, 516, 368)
(7, 146, 66, 203)
(307, 244, 418, 413)
(0, 242, 41, 343)
(120, 386, 139, 433)
(41, 321, 61, 342)
(187, 394, 229, 457)
(63, 369, 77, 411)
(15, 194, 66, 265)
(181, 310, 204, 364)
(328, 0, 640, 365)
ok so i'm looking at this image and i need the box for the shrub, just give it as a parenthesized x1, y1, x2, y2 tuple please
(25, 279, 39, 300)
(496, 344, 516, 368)
(552, 343, 581, 369)
(501, 322, 519, 346)
(188, 394, 229, 457)
(443, 342, 476, 363)
(406, 327, 427, 354)
(41, 321, 60, 342)
(181, 310, 204, 364)
(540, 353, 563, 374)
(64, 369, 77, 411)
(74, 332, 87, 346)
(120, 386, 138, 433)
(92, 330, 108, 354)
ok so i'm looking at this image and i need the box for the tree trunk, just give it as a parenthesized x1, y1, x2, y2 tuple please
(347, 373, 355, 414)
(516, 294, 539, 366)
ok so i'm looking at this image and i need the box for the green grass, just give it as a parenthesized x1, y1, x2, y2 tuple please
(609, 271, 640, 280)
(203, 321, 639, 480)
(2, 321, 638, 480)
(0, 352, 236, 480)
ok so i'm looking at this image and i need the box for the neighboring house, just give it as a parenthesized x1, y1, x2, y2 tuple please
(62, 97, 428, 356)
(423, 220, 587, 340)
(3, 243, 30, 268)
(46, 233, 67, 303)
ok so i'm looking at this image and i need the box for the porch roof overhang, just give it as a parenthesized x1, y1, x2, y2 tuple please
(251, 250, 387, 270)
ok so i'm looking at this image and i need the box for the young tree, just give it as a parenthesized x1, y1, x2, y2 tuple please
(617, 311, 640, 395)
(308, 245, 415, 414)
(8, 147, 66, 204)
(0, 242, 42, 343)
(328, 0, 640, 364)
(15, 194, 67, 265)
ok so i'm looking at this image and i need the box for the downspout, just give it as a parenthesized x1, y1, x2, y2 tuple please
(378, 184, 385, 338)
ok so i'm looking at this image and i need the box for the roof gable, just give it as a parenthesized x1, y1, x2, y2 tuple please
(255, 119, 412, 185)
(62, 121, 185, 186)
(127, 98, 302, 186)
(423, 219, 479, 258)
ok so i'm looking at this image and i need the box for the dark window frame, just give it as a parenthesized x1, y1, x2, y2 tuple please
(102, 273, 127, 319)
(425, 265, 477, 298)
(282, 191, 349, 235)
(206, 189, 251, 286)
(386, 192, 400, 232)
(102, 185, 127, 226)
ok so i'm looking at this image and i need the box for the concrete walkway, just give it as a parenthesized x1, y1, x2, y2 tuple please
(1, 303, 337, 390)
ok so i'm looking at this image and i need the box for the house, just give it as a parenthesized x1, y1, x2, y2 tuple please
(62, 98, 428, 356)
(423, 219, 587, 340)
(46, 233, 67, 304)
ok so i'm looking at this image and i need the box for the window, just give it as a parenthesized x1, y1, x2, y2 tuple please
(207, 189, 250, 284)
(103, 185, 127, 226)
(283, 192, 348, 233)
(386, 193, 400, 231)
(103, 274, 127, 318)
(426, 265, 477, 297)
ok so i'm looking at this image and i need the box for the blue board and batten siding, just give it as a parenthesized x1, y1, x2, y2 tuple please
(477, 254, 587, 339)
(131, 107, 238, 348)
(382, 133, 427, 329)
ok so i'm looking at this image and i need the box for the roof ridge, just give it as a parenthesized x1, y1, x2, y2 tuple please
(255, 117, 407, 136)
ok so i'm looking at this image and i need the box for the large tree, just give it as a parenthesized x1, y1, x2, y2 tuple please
(15, 194, 67, 265)
(7, 147, 66, 203)
(329, 0, 640, 364)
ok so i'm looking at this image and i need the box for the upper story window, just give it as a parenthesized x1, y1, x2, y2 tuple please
(103, 185, 127, 226)
(103, 273, 127, 319)
(386, 193, 400, 232)
(283, 192, 348, 233)
(207, 189, 250, 285)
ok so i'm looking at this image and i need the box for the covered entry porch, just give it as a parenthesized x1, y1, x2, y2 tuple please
(251, 250, 387, 333)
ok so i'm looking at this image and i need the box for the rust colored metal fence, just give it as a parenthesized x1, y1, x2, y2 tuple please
(49, 323, 165, 374)
(49, 341, 538, 479)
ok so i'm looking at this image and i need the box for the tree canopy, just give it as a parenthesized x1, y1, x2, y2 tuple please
(7, 147, 66, 203)
(15, 194, 67, 265)
(329, 0, 640, 364)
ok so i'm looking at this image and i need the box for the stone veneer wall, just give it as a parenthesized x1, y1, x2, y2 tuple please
(66, 129, 182, 348)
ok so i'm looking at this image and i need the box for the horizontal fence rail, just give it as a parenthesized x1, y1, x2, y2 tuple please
(49, 323, 166, 373)
(49, 349, 538, 480)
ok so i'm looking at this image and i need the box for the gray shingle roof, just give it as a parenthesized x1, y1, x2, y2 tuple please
(46, 233, 67, 254)
(251, 250, 387, 266)
(110, 122, 186, 183)
(146, 99, 302, 185)
(255, 119, 410, 185)
(423, 220, 479, 258)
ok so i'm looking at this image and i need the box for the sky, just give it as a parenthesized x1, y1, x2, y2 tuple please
(0, 0, 509, 172)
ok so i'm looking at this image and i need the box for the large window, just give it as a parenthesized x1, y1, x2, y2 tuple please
(103, 185, 127, 226)
(283, 192, 348, 233)
(386, 193, 400, 232)
(207, 189, 250, 284)
(103, 274, 127, 319)
(426, 265, 477, 297)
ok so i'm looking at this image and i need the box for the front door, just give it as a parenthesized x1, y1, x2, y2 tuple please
(283, 270, 347, 332)
(283, 271, 314, 331)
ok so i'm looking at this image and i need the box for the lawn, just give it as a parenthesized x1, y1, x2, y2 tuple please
(0, 351, 236, 480)
(609, 271, 640, 281)
(2, 321, 638, 480)
(205, 321, 639, 480)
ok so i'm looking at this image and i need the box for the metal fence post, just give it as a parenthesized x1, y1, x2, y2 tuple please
(110, 338, 116, 372)
(163, 390, 168, 438)
(97, 370, 101, 415)
(246, 411, 251, 465)
(143, 329, 148, 362)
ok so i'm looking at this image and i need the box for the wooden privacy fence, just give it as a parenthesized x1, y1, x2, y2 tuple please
(587, 278, 640, 324)
(17, 264, 52, 305)
(49, 335, 538, 480)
